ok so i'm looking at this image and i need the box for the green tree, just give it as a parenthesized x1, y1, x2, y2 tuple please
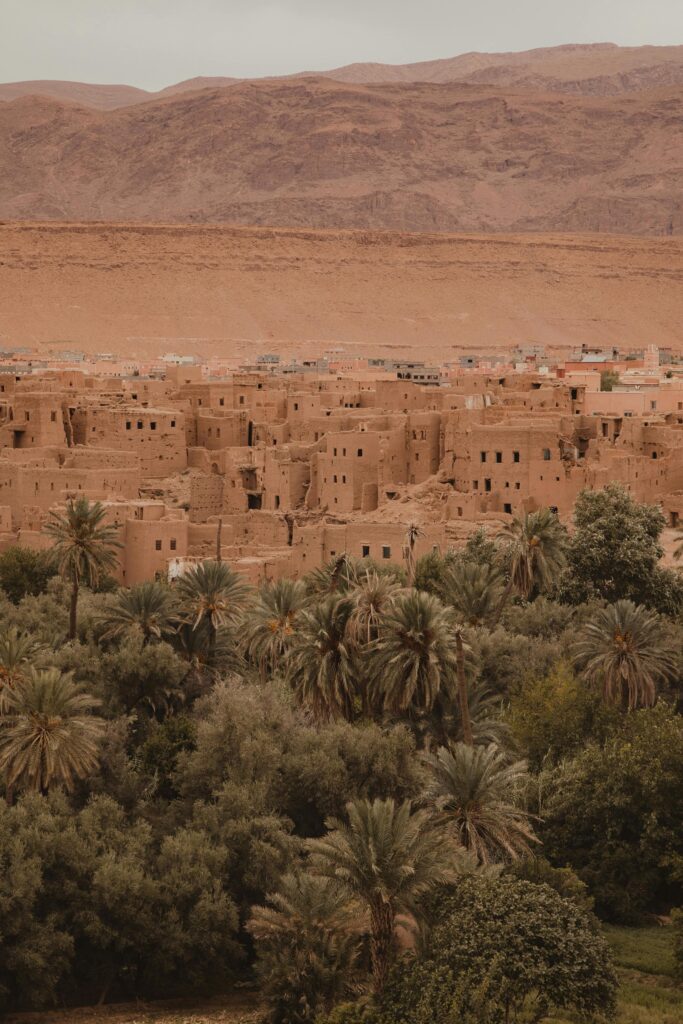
(369, 591, 458, 720)
(43, 498, 122, 640)
(348, 570, 401, 645)
(175, 560, 251, 660)
(0, 627, 44, 713)
(377, 876, 617, 1024)
(541, 704, 683, 920)
(243, 578, 308, 680)
(495, 508, 567, 622)
(286, 596, 358, 722)
(423, 743, 539, 864)
(99, 581, 177, 644)
(307, 797, 455, 993)
(403, 523, 424, 586)
(560, 484, 680, 611)
(248, 872, 365, 1024)
(440, 561, 505, 744)
(0, 668, 104, 798)
(572, 599, 675, 709)
(0, 546, 54, 604)
(600, 368, 620, 392)
(507, 661, 615, 769)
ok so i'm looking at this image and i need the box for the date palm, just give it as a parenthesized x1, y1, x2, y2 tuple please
(248, 872, 365, 1021)
(0, 667, 104, 798)
(423, 742, 539, 865)
(349, 570, 401, 645)
(403, 522, 424, 586)
(286, 595, 357, 721)
(175, 560, 251, 659)
(43, 497, 122, 640)
(0, 627, 44, 713)
(99, 581, 177, 644)
(305, 553, 358, 598)
(572, 599, 675, 710)
(307, 797, 455, 993)
(243, 578, 308, 680)
(495, 508, 567, 623)
(368, 590, 459, 719)
(439, 561, 504, 745)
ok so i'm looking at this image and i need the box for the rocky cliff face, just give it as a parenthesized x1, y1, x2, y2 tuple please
(1, 76, 681, 234)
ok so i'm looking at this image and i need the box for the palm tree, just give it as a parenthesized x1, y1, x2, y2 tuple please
(494, 508, 567, 624)
(43, 497, 122, 640)
(348, 569, 401, 645)
(572, 599, 675, 710)
(423, 743, 539, 865)
(305, 553, 357, 598)
(440, 560, 505, 628)
(307, 797, 455, 993)
(286, 596, 357, 721)
(248, 872, 365, 1020)
(243, 578, 308, 680)
(0, 667, 104, 798)
(0, 627, 44, 713)
(98, 581, 177, 644)
(403, 522, 424, 586)
(368, 590, 459, 720)
(439, 561, 504, 747)
(175, 560, 251, 660)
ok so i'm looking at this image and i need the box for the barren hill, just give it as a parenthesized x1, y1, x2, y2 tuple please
(1, 76, 681, 234)
(1, 223, 681, 358)
(2, 43, 682, 106)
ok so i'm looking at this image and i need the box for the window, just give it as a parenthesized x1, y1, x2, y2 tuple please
(334, 448, 337, 456)
(274, 495, 280, 509)
(51, 411, 57, 422)
(343, 448, 347, 456)
(495, 452, 502, 463)
(216, 428, 221, 438)
(542, 448, 551, 461)
(137, 421, 143, 429)
(333, 475, 338, 483)
(357, 448, 363, 457)
(480, 451, 487, 463)
(155, 540, 162, 551)
(515, 482, 521, 490)
(362, 544, 370, 558)
(150, 421, 157, 430)
(239, 396, 244, 405)
(126, 421, 131, 430)
(294, 403, 299, 411)
(219, 397, 225, 406)
(170, 538, 177, 551)
(25, 411, 30, 421)
(513, 451, 520, 463)
(171, 420, 176, 427)
(504, 503, 512, 514)
(650, 401, 657, 411)
(484, 478, 492, 492)
(473, 480, 479, 490)
(652, 452, 658, 459)
(342, 475, 346, 483)
(382, 546, 391, 559)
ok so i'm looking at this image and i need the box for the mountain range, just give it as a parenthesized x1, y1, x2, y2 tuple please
(1, 43, 681, 234)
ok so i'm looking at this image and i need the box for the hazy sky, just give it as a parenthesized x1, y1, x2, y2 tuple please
(3, 0, 683, 90)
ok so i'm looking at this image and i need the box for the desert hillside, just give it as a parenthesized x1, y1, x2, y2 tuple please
(0, 75, 681, 234)
(2, 42, 682, 106)
(1, 223, 681, 357)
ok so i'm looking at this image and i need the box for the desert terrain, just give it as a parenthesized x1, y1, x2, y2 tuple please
(0, 41, 681, 235)
(0, 222, 681, 358)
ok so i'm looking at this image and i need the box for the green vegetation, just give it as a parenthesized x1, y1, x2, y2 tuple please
(0, 490, 682, 1020)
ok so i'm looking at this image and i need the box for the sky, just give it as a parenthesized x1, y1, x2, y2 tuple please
(3, 0, 683, 90)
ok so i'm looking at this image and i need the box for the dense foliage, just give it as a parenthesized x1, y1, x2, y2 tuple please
(0, 491, 681, 1017)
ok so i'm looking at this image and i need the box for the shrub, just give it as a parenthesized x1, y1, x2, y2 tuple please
(376, 876, 617, 1024)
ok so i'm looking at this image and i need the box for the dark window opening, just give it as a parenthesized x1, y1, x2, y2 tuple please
(155, 540, 162, 551)
(495, 452, 502, 463)
(382, 546, 391, 559)
(503, 503, 512, 514)
(513, 451, 520, 463)
(362, 544, 370, 558)
(170, 539, 177, 551)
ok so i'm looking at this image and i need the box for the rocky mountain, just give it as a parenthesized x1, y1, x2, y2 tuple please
(2, 43, 682, 106)
(0, 73, 680, 234)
